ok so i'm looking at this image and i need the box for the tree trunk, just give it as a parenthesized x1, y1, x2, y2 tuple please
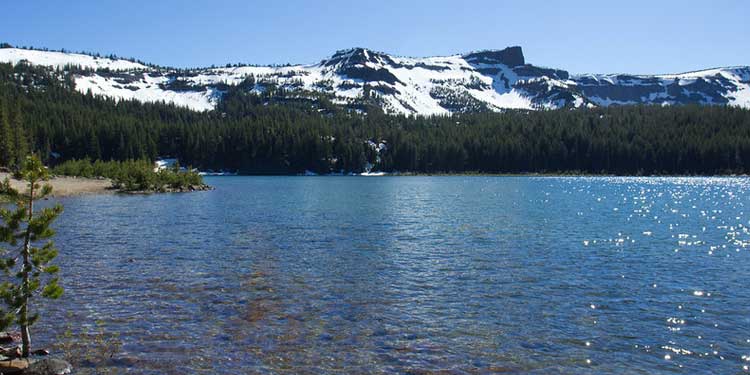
(20, 306, 30, 358)
(20, 181, 34, 358)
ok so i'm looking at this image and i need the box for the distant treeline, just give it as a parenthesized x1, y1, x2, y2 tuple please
(1, 61, 750, 175)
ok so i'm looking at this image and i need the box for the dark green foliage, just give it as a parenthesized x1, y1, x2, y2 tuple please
(52, 159, 204, 192)
(0, 156, 64, 357)
(1, 61, 750, 175)
(10, 102, 29, 169)
(0, 95, 13, 167)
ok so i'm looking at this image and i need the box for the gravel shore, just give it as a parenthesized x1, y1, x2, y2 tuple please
(0, 172, 114, 197)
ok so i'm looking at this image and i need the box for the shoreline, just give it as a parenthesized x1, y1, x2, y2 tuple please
(214, 172, 750, 178)
(0, 172, 115, 198)
(2, 171, 746, 200)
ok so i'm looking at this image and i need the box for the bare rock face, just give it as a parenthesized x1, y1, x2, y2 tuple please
(0, 346, 22, 358)
(0, 358, 29, 374)
(0, 332, 21, 345)
(464, 46, 526, 67)
(0, 357, 72, 375)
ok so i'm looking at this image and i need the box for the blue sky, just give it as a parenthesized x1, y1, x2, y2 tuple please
(2, 0, 748, 74)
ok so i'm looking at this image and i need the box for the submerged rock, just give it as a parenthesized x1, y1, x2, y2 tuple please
(24, 359, 72, 375)
(120, 183, 214, 195)
(162, 184, 214, 193)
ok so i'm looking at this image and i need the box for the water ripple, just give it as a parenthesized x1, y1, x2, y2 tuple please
(30, 176, 750, 374)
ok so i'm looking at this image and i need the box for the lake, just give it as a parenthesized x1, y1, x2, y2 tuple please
(36, 176, 750, 374)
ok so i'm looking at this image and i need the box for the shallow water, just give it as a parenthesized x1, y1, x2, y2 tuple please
(35, 176, 750, 374)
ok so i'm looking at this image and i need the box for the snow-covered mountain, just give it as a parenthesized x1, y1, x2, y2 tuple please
(1, 46, 749, 115)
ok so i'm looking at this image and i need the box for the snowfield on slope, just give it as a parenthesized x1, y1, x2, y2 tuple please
(1, 47, 748, 114)
(0, 48, 148, 71)
(74, 73, 220, 111)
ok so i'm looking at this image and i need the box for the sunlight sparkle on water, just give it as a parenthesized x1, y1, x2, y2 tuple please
(37, 176, 750, 374)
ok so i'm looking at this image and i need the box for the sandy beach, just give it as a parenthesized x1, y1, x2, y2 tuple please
(0, 172, 114, 197)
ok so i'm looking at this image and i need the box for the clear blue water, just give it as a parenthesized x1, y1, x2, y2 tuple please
(35, 176, 750, 374)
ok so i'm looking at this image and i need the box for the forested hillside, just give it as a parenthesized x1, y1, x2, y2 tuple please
(1, 61, 750, 175)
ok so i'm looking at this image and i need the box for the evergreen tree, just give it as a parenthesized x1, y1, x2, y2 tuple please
(1, 60, 750, 175)
(10, 104, 28, 170)
(0, 156, 64, 358)
(87, 128, 101, 161)
(0, 96, 13, 167)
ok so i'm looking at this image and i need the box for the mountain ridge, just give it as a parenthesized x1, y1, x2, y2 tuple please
(2, 44, 743, 76)
(1, 45, 748, 115)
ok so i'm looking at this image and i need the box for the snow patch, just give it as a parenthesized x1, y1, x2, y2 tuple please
(0, 48, 148, 71)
